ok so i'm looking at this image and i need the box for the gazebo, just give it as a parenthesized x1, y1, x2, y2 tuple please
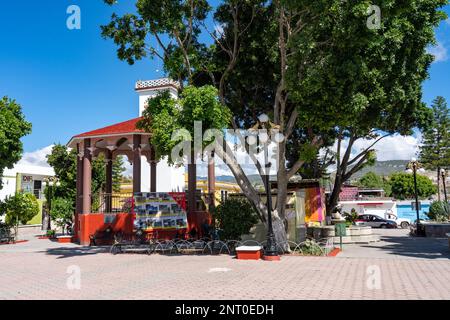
(67, 78, 214, 245)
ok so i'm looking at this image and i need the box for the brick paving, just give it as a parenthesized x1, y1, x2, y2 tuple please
(0, 230, 449, 300)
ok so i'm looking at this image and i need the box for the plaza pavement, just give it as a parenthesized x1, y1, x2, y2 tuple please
(0, 229, 449, 300)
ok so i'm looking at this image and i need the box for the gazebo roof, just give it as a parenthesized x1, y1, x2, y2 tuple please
(67, 117, 149, 148)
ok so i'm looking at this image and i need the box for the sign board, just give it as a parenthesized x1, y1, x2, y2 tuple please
(335, 223, 346, 250)
(133, 192, 188, 231)
(335, 223, 347, 237)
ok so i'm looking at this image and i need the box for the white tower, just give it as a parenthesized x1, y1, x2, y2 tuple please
(135, 78, 180, 116)
(135, 78, 185, 192)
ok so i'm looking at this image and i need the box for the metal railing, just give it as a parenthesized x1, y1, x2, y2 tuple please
(91, 193, 134, 214)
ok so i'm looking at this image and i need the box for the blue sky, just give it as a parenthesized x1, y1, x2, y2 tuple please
(0, 1, 449, 163)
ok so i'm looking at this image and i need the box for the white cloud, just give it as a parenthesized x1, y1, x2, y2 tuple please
(427, 40, 448, 62)
(328, 133, 421, 165)
(214, 24, 224, 36)
(17, 145, 54, 167)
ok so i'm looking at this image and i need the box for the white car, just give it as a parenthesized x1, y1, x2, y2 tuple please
(385, 213, 410, 229)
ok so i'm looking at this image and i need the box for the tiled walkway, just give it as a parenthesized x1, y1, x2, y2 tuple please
(0, 230, 449, 300)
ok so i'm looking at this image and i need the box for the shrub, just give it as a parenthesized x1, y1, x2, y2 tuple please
(50, 197, 74, 234)
(427, 201, 450, 222)
(213, 198, 259, 240)
(0, 192, 39, 237)
(343, 208, 359, 225)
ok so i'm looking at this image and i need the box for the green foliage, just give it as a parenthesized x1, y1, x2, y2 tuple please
(386, 172, 437, 200)
(112, 156, 126, 192)
(343, 208, 359, 225)
(427, 201, 450, 222)
(0, 97, 32, 189)
(46, 144, 126, 206)
(138, 86, 231, 162)
(297, 239, 323, 256)
(46, 229, 56, 238)
(357, 172, 384, 189)
(101, 0, 448, 234)
(50, 198, 74, 231)
(213, 198, 259, 240)
(1, 193, 39, 227)
(419, 96, 450, 171)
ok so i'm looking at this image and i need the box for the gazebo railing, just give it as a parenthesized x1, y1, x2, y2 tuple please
(91, 193, 134, 214)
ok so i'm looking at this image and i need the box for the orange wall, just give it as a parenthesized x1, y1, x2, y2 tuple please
(77, 211, 212, 245)
(78, 213, 134, 246)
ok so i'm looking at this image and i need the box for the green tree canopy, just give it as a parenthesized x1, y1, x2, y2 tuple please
(0, 97, 32, 189)
(386, 172, 437, 200)
(101, 0, 448, 245)
(138, 85, 232, 163)
(357, 172, 385, 189)
(419, 96, 450, 200)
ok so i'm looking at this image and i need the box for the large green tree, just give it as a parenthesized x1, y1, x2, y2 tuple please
(0, 97, 32, 189)
(101, 0, 447, 245)
(419, 96, 450, 201)
(357, 172, 384, 189)
(386, 172, 436, 200)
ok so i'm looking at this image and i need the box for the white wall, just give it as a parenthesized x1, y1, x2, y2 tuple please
(137, 80, 185, 192)
(138, 87, 178, 116)
(0, 176, 17, 201)
(0, 164, 55, 201)
(140, 156, 185, 192)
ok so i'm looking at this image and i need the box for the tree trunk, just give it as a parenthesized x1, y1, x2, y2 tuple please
(327, 174, 342, 216)
(214, 140, 290, 247)
(275, 153, 289, 250)
(437, 167, 441, 202)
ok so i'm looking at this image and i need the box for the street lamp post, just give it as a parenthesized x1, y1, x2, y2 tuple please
(43, 177, 60, 231)
(254, 114, 279, 260)
(441, 169, 448, 203)
(406, 158, 424, 236)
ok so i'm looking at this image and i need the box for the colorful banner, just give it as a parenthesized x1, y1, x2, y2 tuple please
(133, 192, 188, 231)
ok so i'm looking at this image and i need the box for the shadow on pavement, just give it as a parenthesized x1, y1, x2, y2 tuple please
(360, 234, 450, 260)
(42, 246, 109, 259)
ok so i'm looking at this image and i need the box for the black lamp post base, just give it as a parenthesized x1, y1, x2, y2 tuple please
(264, 234, 280, 259)
(263, 255, 280, 261)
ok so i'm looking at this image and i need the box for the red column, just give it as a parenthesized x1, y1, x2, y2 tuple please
(150, 146, 157, 193)
(207, 153, 215, 210)
(82, 138, 92, 214)
(132, 135, 141, 194)
(105, 149, 113, 213)
(74, 143, 83, 240)
(187, 148, 197, 216)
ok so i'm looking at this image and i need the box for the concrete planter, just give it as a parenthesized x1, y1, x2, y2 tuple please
(57, 235, 74, 243)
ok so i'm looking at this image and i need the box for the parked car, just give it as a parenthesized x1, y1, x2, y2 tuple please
(385, 212, 410, 229)
(355, 214, 398, 229)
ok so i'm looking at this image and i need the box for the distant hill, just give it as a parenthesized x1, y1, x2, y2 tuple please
(349, 160, 410, 181)
(199, 160, 413, 185)
(197, 174, 265, 185)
